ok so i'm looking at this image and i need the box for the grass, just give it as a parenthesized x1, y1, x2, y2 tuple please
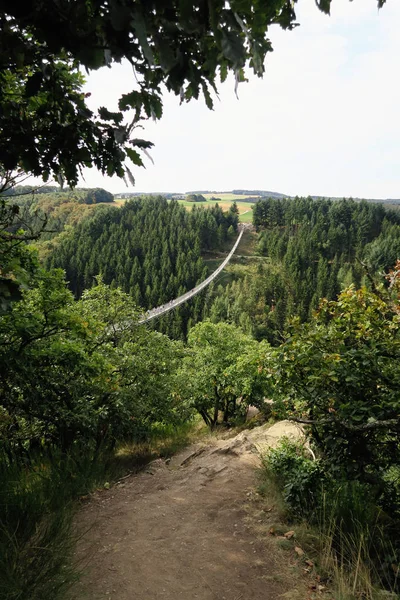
(112, 195, 255, 223)
(236, 229, 257, 255)
(170, 198, 254, 223)
(202, 193, 259, 201)
(0, 452, 83, 600)
(114, 421, 204, 469)
(239, 209, 253, 223)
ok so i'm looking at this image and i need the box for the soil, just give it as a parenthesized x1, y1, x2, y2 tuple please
(72, 421, 306, 600)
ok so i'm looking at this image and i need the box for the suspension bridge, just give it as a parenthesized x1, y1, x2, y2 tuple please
(139, 227, 245, 324)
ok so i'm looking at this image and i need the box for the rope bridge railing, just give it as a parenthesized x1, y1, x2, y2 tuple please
(139, 228, 244, 324)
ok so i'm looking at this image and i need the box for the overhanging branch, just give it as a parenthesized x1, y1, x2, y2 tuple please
(289, 416, 399, 432)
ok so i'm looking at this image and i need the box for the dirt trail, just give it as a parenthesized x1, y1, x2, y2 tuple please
(73, 422, 304, 600)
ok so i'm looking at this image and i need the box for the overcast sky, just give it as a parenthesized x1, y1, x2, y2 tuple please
(78, 0, 400, 198)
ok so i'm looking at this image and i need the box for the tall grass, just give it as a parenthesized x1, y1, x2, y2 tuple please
(115, 420, 203, 467)
(262, 440, 400, 599)
(318, 483, 399, 599)
(0, 452, 79, 600)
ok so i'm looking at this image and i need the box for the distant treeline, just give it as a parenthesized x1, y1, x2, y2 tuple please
(310, 195, 400, 205)
(2, 185, 62, 196)
(186, 193, 206, 202)
(186, 189, 287, 199)
(205, 197, 400, 342)
(231, 189, 287, 198)
(115, 192, 181, 199)
(3, 185, 113, 204)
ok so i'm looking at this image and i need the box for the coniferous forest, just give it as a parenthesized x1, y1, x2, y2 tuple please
(205, 197, 400, 341)
(47, 197, 238, 337)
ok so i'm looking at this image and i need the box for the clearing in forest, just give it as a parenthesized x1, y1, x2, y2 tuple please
(72, 422, 307, 600)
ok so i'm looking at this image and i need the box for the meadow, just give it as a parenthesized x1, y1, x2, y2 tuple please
(114, 196, 255, 222)
(172, 198, 254, 223)
(202, 193, 259, 201)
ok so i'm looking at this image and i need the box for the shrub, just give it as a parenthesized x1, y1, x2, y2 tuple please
(264, 438, 326, 519)
(264, 441, 400, 594)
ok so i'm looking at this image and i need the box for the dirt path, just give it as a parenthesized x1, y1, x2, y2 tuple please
(72, 422, 305, 600)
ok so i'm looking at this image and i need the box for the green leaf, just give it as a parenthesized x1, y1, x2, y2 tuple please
(221, 31, 246, 68)
(131, 138, 154, 150)
(201, 82, 214, 110)
(132, 10, 154, 66)
(118, 91, 141, 111)
(315, 0, 332, 15)
(156, 38, 177, 73)
(220, 63, 228, 83)
(99, 107, 123, 124)
(125, 166, 135, 186)
(126, 148, 144, 167)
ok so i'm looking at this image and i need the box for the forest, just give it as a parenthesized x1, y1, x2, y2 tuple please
(2, 189, 399, 599)
(46, 197, 238, 337)
(1, 0, 398, 598)
(205, 197, 400, 341)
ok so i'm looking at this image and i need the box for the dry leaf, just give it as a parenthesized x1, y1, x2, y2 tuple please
(284, 530, 295, 539)
(295, 546, 305, 557)
(305, 559, 314, 567)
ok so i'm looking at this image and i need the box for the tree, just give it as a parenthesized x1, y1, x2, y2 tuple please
(0, 271, 184, 455)
(229, 201, 239, 216)
(178, 321, 267, 428)
(270, 266, 400, 492)
(0, 191, 44, 312)
(0, 0, 297, 187)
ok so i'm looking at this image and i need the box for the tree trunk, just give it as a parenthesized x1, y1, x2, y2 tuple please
(212, 387, 220, 429)
(199, 409, 211, 427)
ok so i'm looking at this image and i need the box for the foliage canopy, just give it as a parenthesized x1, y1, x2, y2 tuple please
(179, 321, 269, 427)
(270, 263, 400, 491)
(0, 0, 386, 186)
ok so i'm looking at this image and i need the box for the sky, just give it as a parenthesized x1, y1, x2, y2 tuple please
(77, 0, 400, 198)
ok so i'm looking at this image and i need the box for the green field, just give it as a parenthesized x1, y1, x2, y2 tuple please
(113, 195, 254, 223)
(175, 199, 253, 223)
(202, 193, 259, 201)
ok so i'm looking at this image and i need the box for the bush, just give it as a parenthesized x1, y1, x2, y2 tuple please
(263, 440, 400, 594)
(264, 438, 326, 519)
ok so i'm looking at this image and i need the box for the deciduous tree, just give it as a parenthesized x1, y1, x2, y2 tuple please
(270, 268, 400, 491)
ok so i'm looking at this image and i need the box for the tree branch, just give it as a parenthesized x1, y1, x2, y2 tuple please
(288, 416, 399, 432)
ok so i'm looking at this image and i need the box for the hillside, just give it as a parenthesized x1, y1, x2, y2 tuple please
(204, 196, 400, 342)
(5, 186, 115, 245)
(116, 188, 400, 205)
(46, 196, 239, 338)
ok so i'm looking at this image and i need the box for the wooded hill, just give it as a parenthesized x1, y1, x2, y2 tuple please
(6, 186, 114, 247)
(205, 197, 400, 342)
